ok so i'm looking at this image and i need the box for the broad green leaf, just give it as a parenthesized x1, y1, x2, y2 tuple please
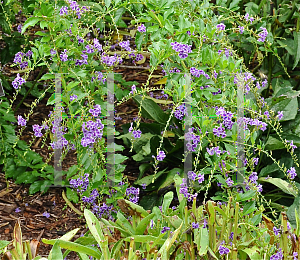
(165, 215, 183, 229)
(59, 228, 80, 241)
(21, 17, 41, 34)
(84, 209, 111, 258)
(116, 211, 135, 235)
(119, 199, 149, 218)
(50, 241, 63, 260)
(241, 246, 261, 260)
(135, 213, 155, 235)
(196, 227, 209, 255)
(105, 0, 111, 8)
(42, 239, 101, 258)
(124, 235, 165, 244)
(162, 191, 173, 214)
(258, 177, 298, 197)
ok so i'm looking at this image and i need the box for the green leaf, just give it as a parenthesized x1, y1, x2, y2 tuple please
(29, 180, 44, 194)
(84, 209, 111, 258)
(21, 17, 41, 34)
(162, 191, 173, 214)
(135, 213, 155, 235)
(258, 177, 298, 197)
(0, 240, 10, 250)
(196, 227, 209, 256)
(42, 239, 101, 258)
(66, 187, 79, 203)
(107, 154, 128, 164)
(133, 95, 169, 125)
(105, 0, 111, 8)
(241, 246, 261, 260)
(293, 31, 300, 70)
(123, 235, 164, 244)
(50, 241, 63, 260)
(242, 201, 257, 216)
(236, 190, 256, 202)
(116, 211, 135, 235)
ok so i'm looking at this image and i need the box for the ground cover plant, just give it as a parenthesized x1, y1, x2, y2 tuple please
(0, 0, 300, 259)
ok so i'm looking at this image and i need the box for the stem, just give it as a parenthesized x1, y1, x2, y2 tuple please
(14, 67, 46, 113)
(264, 53, 272, 99)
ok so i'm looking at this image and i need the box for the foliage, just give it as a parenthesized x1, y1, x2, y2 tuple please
(0, 219, 46, 260)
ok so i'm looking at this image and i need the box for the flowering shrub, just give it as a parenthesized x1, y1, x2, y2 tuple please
(1, 0, 300, 258)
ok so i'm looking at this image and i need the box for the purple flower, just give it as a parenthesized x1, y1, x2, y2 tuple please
(157, 151, 166, 161)
(43, 212, 50, 218)
(213, 124, 226, 138)
(198, 173, 204, 184)
(258, 27, 268, 42)
(137, 24, 146, 33)
(14, 52, 24, 64)
(130, 85, 136, 94)
(248, 172, 258, 184)
(170, 42, 192, 59)
(12, 73, 26, 89)
(161, 226, 170, 234)
(15, 207, 21, 213)
(50, 49, 56, 55)
(60, 49, 68, 62)
(17, 115, 27, 126)
(287, 167, 297, 180)
(132, 130, 142, 138)
(126, 187, 139, 204)
(187, 171, 197, 181)
(219, 245, 230, 255)
(17, 24, 22, 33)
(141, 183, 147, 189)
(20, 61, 28, 69)
(174, 104, 187, 120)
(59, 6, 68, 16)
(77, 36, 84, 45)
(226, 177, 234, 187)
(216, 23, 226, 31)
(70, 94, 78, 101)
(238, 26, 244, 34)
(26, 50, 33, 58)
(277, 111, 283, 120)
(135, 53, 144, 61)
(192, 222, 199, 229)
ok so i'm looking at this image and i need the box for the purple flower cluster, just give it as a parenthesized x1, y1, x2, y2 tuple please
(93, 38, 103, 52)
(216, 23, 226, 31)
(219, 245, 230, 255)
(244, 13, 254, 24)
(60, 49, 68, 62)
(126, 187, 139, 204)
(215, 106, 234, 130)
(206, 146, 223, 157)
(258, 27, 268, 42)
(287, 167, 297, 180)
(137, 24, 146, 33)
(179, 178, 198, 201)
(59, 6, 68, 16)
(70, 173, 89, 193)
(277, 111, 284, 120)
(270, 248, 283, 260)
(17, 24, 22, 33)
(170, 42, 192, 59)
(92, 203, 115, 221)
(70, 94, 78, 101)
(17, 115, 27, 127)
(12, 73, 26, 90)
(238, 26, 244, 34)
(66, 0, 89, 19)
(157, 150, 166, 161)
(226, 177, 234, 187)
(174, 104, 188, 120)
(192, 222, 199, 229)
(161, 226, 170, 234)
(213, 124, 226, 138)
(236, 116, 268, 132)
(190, 67, 210, 79)
(14, 51, 24, 64)
(49, 117, 69, 149)
(218, 48, 232, 58)
(82, 189, 99, 204)
(119, 40, 132, 52)
(81, 117, 104, 148)
(185, 128, 200, 152)
(101, 53, 122, 67)
(135, 53, 144, 62)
